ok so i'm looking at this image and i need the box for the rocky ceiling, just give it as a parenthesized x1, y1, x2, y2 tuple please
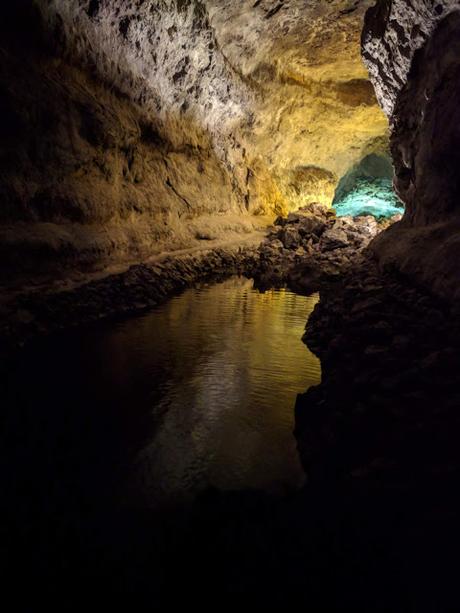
(0, 0, 389, 280)
(49, 0, 389, 208)
(363, 0, 460, 300)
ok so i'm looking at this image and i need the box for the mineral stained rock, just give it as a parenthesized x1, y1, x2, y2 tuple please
(0, 1, 388, 282)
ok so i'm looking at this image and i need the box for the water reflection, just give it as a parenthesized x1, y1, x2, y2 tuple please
(5, 277, 320, 512)
(113, 277, 322, 505)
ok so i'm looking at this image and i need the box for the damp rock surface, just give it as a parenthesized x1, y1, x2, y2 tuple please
(362, 0, 460, 117)
(333, 176, 403, 218)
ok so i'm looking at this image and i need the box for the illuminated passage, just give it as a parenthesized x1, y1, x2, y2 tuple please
(332, 154, 404, 219)
(333, 176, 404, 218)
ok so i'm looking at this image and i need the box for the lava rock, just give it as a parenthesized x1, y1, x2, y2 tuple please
(320, 227, 349, 251)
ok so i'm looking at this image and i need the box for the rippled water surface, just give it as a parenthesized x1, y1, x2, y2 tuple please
(132, 278, 321, 503)
(6, 277, 321, 509)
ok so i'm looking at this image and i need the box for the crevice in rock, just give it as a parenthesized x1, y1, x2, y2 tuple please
(165, 177, 193, 213)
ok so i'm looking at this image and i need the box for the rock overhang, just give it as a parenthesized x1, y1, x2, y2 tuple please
(37, 0, 390, 212)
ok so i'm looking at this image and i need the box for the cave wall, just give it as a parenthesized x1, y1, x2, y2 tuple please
(362, 0, 460, 300)
(0, 1, 256, 283)
(206, 0, 389, 209)
(0, 1, 389, 283)
(362, 0, 460, 116)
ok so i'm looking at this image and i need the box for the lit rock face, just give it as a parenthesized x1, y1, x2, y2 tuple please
(0, 1, 388, 281)
(362, 0, 460, 300)
(206, 0, 389, 210)
(362, 0, 460, 117)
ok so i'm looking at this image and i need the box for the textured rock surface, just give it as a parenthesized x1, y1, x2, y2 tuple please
(362, 0, 460, 117)
(254, 203, 398, 291)
(295, 253, 460, 503)
(0, 2, 262, 284)
(362, 0, 460, 299)
(0, 1, 389, 283)
(206, 0, 389, 209)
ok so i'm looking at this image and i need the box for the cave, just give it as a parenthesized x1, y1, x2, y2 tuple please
(1, 1, 460, 611)
(333, 153, 404, 218)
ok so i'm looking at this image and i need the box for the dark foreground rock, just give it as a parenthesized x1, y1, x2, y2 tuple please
(296, 254, 460, 488)
(363, 2, 460, 301)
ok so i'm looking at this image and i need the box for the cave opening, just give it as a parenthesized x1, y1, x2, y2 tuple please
(332, 153, 404, 219)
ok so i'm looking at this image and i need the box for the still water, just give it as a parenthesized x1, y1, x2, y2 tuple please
(5, 277, 320, 510)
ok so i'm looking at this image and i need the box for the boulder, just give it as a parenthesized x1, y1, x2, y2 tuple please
(280, 226, 301, 249)
(320, 227, 349, 251)
(297, 216, 327, 238)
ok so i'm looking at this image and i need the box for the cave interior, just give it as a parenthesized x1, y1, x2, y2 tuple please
(1, 1, 460, 610)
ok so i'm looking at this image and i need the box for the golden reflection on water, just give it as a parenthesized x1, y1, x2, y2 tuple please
(109, 276, 321, 506)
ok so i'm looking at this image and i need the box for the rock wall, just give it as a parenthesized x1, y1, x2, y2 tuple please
(0, 1, 256, 284)
(362, 0, 460, 117)
(0, 1, 389, 283)
(207, 0, 389, 209)
(362, 0, 460, 300)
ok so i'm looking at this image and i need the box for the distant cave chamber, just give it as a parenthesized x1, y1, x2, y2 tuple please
(332, 154, 404, 219)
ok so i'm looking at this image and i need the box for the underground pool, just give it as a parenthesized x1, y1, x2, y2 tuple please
(4, 277, 321, 511)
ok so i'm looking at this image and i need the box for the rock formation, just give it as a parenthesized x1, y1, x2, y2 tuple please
(0, 1, 388, 283)
(362, 0, 460, 300)
(254, 203, 399, 291)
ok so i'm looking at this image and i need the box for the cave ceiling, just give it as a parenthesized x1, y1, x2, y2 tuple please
(41, 0, 389, 211)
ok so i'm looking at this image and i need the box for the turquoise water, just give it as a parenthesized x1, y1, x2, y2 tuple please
(333, 177, 404, 219)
